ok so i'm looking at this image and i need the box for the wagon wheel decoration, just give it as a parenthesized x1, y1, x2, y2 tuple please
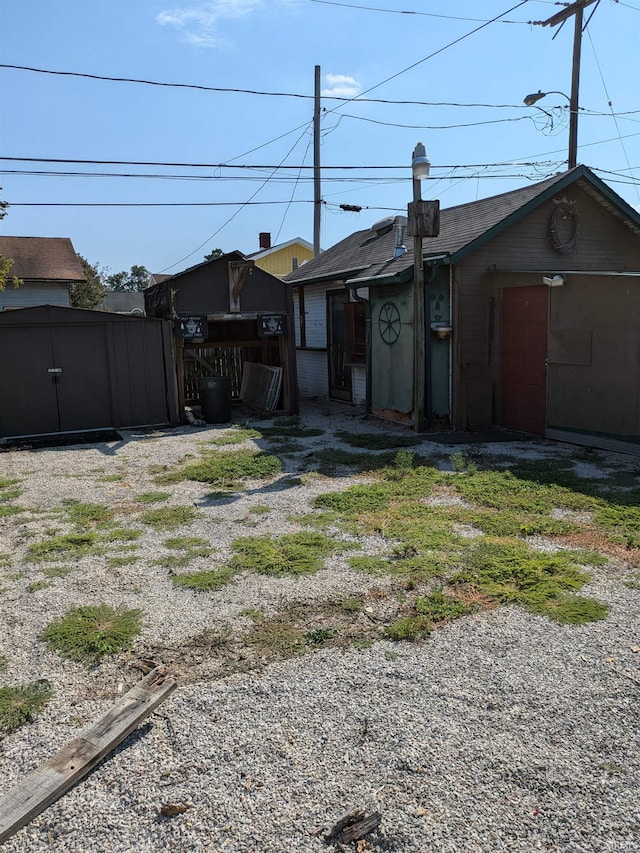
(378, 302, 402, 345)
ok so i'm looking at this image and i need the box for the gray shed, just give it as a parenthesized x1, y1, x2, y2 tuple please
(0, 305, 179, 438)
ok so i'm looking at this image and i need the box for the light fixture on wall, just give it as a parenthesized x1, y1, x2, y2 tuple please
(542, 274, 566, 287)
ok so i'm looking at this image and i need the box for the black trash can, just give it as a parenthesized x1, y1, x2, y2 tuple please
(198, 376, 232, 424)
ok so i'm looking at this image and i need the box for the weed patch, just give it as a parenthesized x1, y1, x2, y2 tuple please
(61, 499, 115, 529)
(140, 505, 202, 530)
(101, 527, 142, 542)
(42, 565, 73, 578)
(26, 532, 101, 562)
(41, 605, 142, 665)
(0, 681, 53, 735)
(158, 449, 281, 488)
(336, 430, 420, 450)
(27, 580, 52, 593)
(209, 427, 263, 445)
(171, 566, 235, 591)
(135, 491, 171, 504)
(259, 425, 324, 438)
(450, 537, 607, 624)
(229, 531, 339, 577)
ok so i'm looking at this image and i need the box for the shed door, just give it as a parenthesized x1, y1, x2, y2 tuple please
(0, 327, 60, 436)
(0, 324, 114, 437)
(327, 291, 352, 402)
(52, 324, 113, 431)
(500, 285, 548, 435)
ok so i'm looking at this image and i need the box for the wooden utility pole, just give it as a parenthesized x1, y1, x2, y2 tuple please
(536, 0, 599, 169)
(313, 65, 321, 256)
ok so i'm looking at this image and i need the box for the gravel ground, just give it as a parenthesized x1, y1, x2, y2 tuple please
(1, 405, 639, 852)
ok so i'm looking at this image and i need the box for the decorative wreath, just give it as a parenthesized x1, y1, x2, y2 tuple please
(549, 197, 579, 254)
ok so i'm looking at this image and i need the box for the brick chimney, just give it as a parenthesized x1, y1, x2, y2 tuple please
(259, 232, 271, 250)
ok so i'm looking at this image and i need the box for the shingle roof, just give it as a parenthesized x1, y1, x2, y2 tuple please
(284, 166, 640, 285)
(0, 236, 85, 281)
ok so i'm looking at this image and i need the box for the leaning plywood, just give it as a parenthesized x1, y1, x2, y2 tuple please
(0, 667, 177, 844)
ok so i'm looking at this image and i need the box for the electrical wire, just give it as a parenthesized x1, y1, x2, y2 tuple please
(307, 0, 530, 24)
(158, 122, 314, 271)
(585, 26, 640, 202)
(322, 1, 530, 117)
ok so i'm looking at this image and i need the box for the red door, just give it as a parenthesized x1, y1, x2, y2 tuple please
(500, 286, 548, 435)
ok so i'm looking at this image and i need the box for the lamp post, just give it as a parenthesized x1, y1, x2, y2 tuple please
(523, 87, 577, 169)
(410, 142, 431, 433)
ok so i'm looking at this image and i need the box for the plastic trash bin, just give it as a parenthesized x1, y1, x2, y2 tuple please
(198, 376, 232, 424)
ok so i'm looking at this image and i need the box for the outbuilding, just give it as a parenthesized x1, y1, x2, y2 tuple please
(285, 166, 640, 454)
(144, 251, 298, 418)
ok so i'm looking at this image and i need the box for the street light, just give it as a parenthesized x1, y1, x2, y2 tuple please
(411, 142, 430, 433)
(523, 89, 569, 106)
(523, 88, 577, 168)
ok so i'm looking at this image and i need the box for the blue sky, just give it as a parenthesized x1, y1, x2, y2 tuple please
(1, 0, 638, 276)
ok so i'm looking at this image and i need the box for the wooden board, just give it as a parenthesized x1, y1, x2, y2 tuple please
(0, 667, 177, 844)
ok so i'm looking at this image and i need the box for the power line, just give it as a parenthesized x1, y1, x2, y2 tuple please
(308, 0, 530, 24)
(585, 25, 640, 201)
(323, 1, 530, 115)
(0, 156, 575, 171)
(0, 64, 530, 109)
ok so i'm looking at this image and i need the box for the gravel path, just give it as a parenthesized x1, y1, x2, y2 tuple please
(1, 407, 638, 852)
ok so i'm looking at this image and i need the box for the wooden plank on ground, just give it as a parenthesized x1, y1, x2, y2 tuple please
(0, 667, 177, 844)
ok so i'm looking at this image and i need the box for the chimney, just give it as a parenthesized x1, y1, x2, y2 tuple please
(392, 217, 407, 259)
(259, 232, 271, 250)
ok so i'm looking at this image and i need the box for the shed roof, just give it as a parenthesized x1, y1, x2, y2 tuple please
(0, 236, 86, 282)
(284, 166, 640, 286)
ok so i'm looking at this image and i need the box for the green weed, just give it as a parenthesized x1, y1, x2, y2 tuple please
(415, 590, 473, 622)
(384, 615, 432, 642)
(450, 538, 608, 624)
(229, 531, 338, 577)
(336, 430, 420, 450)
(26, 532, 101, 562)
(140, 505, 202, 530)
(41, 605, 142, 665)
(135, 491, 171, 504)
(171, 567, 235, 591)
(209, 427, 263, 445)
(101, 527, 142, 542)
(61, 499, 115, 529)
(0, 681, 53, 735)
(27, 580, 52, 593)
(42, 565, 73, 578)
(158, 449, 281, 488)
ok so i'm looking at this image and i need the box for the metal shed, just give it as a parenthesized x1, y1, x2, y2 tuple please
(144, 251, 298, 417)
(0, 305, 179, 438)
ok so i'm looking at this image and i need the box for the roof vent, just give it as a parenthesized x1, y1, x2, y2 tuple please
(370, 215, 395, 234)
(392, 216, 407, 259)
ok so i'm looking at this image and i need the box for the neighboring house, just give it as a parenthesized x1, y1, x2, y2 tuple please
(145, 251, 298, 417)
(285, 165, 640, 455)
(98, 292, 145, 315)
(248, 232, 314, 279)
(0, 236, 85, 310)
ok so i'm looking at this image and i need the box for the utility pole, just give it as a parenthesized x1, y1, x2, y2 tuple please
(536, 0, 598, 169)
(313, 65, 321, 256)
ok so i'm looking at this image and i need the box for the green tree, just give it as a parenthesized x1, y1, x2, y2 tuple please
(204, 248, 224, 262)
(71, 256, 107, 309)
(106, 264, 151, 292)
(0, 188, 21, 291)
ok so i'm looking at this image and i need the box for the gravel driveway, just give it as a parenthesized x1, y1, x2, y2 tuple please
(0, 404, 638, 852)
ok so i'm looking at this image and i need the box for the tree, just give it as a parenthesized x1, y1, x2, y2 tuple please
(0, 187, 21, 291)
(71, 256, 107, 309)
(106, 264, 151, 292)
(204, 248, 224, 262)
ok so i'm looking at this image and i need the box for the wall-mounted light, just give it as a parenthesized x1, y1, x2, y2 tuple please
(542, 274, 566, 287)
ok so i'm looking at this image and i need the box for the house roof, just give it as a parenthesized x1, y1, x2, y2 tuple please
(248, 237, 313, 261)
(0, 236, 86, 282)
(284, 166, 640, 286)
